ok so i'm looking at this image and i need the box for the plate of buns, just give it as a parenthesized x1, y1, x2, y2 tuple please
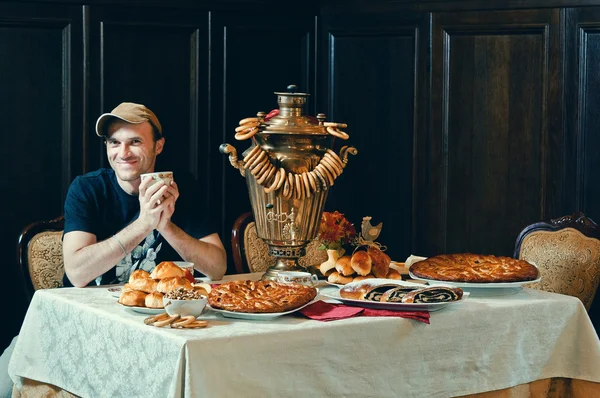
(117, 261, 211, 313)
(323, 247, 403, 286)
(320, 279, 467, 312)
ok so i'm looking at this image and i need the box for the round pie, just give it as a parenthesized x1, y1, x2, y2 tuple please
(208, 280, 317, 313)
(409, 253, 538, 283)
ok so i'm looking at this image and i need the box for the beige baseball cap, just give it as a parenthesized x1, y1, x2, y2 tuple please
(95, 102, 162, 137)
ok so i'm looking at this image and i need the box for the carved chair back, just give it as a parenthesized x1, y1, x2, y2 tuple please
(18, 216, 65, 300)
(514, 212, 600, 310)
(231, 212, 327, 274)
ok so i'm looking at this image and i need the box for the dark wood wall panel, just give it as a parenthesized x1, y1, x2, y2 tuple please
(571, 9, 600, 225)
(0, 2, 83, 352)
(88, 6, 209, 202)
(319, 13, 428, 262)
(210, 11, 315, 272)
(430, 9, 563, 256)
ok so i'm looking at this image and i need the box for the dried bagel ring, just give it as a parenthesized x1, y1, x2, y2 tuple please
(183, 320, 208, 329)
(154, 315, 180, 327)
(326, 126, 349, 140)
(325, 149, 344, 169)
(251, 159, 270, 179)
(257, 164, 276, 185)
(264, 167, 282, 193)
(235, 126, 259, 140)
(144, 312, 169, 325)
(171, 315, 196, 328)
(306, 171, 318, 192)
(282, 174, 291, 198)
(321, 156, 342, 177)
(285, 173, 295, 199)
(312, 169, 328, 189)
(239, 117, 258, 126)
(316, 163, 335, 186)
(323, 122, 348, 129)
(243, 147, 263, 168)
(300, 172, 312, 197)
(248, 150, 267, 170)
(235, 121, 260, 133)
(242, 145, 261, 164)
(293, 173, 302, 200)
(274, 168, 286, 191)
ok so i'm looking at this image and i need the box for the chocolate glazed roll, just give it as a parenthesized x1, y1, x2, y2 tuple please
(401, 287, 463, 303)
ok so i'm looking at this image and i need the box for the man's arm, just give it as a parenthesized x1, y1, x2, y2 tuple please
(159, 222, 227, 280)
(63, 178, 170, 287)
(62, 219, 154, 287)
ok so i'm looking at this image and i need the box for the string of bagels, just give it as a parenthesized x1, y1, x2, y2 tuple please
(220, 111, 357, 200)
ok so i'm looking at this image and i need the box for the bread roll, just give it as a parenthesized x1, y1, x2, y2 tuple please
(335, 256, 354, 276)
(327, 271, 353, 285)
(368, 247, 391, 278)
(156, 276, 193, 293)
(150, 261, 186, 280)
(386, 269, 402, 280)
(193, 283, 212, 297)
(350, 251, 372, 276)
(127, 277, 158, 293)
(118, 290, 147, 307)
(129, 269, 151, 282)
(145, 291, 164, 308)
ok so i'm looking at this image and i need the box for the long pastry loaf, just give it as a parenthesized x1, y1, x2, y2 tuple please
(401, 286, 463, 303)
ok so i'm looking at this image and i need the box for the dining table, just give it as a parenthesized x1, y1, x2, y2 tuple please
(8, 272, 600, 398)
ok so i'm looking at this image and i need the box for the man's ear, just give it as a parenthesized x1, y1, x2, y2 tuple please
(155, 137, 165, 155)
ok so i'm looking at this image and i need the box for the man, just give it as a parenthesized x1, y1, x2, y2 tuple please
(62, 102, 227, 286)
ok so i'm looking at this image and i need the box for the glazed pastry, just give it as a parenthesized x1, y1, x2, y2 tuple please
(386, 269, 402, 280)
(118, 290, 147, 307)
(129, 269, 151, 282)
(368, 247, 391, 278)
(335, 256, 354, 276)
(127, 277, 158, 293)
(156, 276, 193, 293)
(350, 251, 372, 276)
(144, 291, 164, 308)
(328, 271, 354, 285)
(150, 261, 186, 280)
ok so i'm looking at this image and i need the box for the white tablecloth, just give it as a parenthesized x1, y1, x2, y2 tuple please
(9, 274, 600, 398)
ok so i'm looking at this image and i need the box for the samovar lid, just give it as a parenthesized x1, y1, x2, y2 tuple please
(261, 84, 327, 134)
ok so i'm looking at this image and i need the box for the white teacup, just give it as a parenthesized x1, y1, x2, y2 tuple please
(276, 271, 318, 287)
(140, 171, 173, 187)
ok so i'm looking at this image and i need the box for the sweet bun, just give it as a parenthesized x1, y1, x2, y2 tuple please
(150, 261, 186, 280)
(335, 256, 354, 276)
(193, 283, 212, 297)
(368, 247, 391, 278)
(127, 277, 158, 293)
(129, 269, 151, 282)
(118, 290, 147, 307)
(350, 251, 372, 276)
(145, 291, 164, 308)
(386, 269, 402, 280)
(328, 271, 353, 285)
(156, 276, 193, 293)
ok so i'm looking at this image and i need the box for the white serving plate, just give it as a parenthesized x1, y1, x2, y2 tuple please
(319, 279, 468, 312)
(408, 271, 542, 289)
(207, 299, 317, 321)
(119, 303, 164, 315)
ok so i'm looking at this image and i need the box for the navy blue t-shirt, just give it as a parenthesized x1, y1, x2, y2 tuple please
(63, 168, 215, 286)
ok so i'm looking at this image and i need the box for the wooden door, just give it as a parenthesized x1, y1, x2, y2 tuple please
(428, 9, 563, 256)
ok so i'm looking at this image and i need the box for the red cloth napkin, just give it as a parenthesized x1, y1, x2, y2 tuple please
(300, 300, 430, 324)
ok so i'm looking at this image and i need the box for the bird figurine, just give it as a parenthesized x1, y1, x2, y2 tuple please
(361, 216, 383, 242)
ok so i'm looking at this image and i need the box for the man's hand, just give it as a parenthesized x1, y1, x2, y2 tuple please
(138, 177, 171, 230)
(156, 181, 179, 232)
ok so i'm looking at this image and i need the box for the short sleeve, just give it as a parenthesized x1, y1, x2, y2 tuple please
(63, 176, 100, 234)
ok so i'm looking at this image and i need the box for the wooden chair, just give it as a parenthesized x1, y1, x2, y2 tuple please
(231, 212, 328, 274)
(514, 212, 600, 311)
(18, 216, 65, 300)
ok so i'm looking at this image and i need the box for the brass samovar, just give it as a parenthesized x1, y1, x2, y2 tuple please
(220, 85, 357, 280)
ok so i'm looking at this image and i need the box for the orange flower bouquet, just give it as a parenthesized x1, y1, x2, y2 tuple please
(317, 211, 357, 256)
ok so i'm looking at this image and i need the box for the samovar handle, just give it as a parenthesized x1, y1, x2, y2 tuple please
(219, 143, 246, 176)
(340, 146, 358, 167)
